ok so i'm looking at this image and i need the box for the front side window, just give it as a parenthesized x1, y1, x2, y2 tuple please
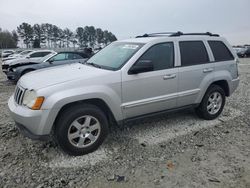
(136, 42, 174, 71)
(208, 41, 234, 61)
(50, 53, 67, 61)
(179, 41, 209, 66)
(86, 42, 144, 70)
(29, 52, 42, 58)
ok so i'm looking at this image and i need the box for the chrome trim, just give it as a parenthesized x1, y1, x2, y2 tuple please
(14, 85, 25, 105)
(122, 89, 200, 109)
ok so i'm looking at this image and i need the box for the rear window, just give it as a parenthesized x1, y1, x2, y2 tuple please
(208, 41, 234, 61)
(179, 41, 209, 66)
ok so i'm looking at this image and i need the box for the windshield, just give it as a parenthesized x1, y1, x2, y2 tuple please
(86, 42, 144, 70)
(39, 52, 57, 62)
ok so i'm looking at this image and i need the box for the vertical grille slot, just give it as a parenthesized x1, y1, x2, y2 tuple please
(14, 86, 25, 105)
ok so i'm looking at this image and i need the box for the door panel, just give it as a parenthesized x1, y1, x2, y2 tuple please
(177, 63, 214, 107)
(121, 69, 178, 118)
(177, 40, 214, 107)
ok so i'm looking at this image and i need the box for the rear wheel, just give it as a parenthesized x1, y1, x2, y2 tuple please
(196, 85, 225, 120)
(55, 104, 109, 156)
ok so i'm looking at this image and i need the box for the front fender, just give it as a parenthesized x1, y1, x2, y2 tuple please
(40, 85, 123, 133)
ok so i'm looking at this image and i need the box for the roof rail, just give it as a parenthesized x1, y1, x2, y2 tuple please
(136, 31, 220, 38)
(169, 32, 220, 37)
(136, 32, 176, 38)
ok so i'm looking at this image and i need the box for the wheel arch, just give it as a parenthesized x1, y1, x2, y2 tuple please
(211, 80, 230, 97)
(53, 98, 118, 132)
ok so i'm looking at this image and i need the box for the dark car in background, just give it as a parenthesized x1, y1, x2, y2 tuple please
(245, 46, 250, 57)
(6, 51, 90, 81)
(233, 46, 250, 58)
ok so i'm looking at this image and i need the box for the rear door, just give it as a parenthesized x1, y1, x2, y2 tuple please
(177, 40, 214, 107)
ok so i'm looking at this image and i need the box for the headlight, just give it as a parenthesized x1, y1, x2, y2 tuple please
(22, 90, 44, 110)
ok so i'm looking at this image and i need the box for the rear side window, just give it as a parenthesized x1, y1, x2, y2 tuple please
(179, 41, 209, 66)
(208, 41, 234, 61)
(138, 42, 174, 71)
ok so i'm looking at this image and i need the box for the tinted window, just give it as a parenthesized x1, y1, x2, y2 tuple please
(30, 52, 50, 58)
(67, 53, 84, 60)
(179, 41, 209, 66)
(137, 42, 174, 71)
(40, 52, 51, 57)
(51, 53, 67, 61)
(208, 41, 234, 61)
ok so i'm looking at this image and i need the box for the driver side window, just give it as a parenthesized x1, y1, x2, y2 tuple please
(137, 42, 174, 71)
(50, 53, 67, 62)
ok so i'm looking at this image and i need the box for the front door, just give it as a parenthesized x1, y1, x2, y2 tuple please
(121, 42, 178, 119)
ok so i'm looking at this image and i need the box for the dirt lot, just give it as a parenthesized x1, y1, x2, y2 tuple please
(0, 59, 249, 188)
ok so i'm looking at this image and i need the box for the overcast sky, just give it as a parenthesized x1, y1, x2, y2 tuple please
(0, 0, 249, 45)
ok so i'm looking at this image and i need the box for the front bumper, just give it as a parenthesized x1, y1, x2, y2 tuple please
(6, 71, 18, 81)
(15, 123, 50, 140)
(8, 95, 51, 140)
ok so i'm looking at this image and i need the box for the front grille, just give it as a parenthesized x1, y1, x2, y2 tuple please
(14, 86, 25, 105)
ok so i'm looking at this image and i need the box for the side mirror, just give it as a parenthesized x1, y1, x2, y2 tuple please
(128, 60, 154, 74)
(26, 56, 30, 59)
(48, 59, 54, 64)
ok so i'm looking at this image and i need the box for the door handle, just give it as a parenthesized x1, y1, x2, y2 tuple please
(203, 68, 214, 73)
(163, 74, 176, 80)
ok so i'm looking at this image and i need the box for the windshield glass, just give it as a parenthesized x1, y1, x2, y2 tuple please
(86, 42, 144, 70)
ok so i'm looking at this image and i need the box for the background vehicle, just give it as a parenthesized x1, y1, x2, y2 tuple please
(2, 50, 34, 61)
(233, 46, 250, 58)
(244, 46, 250, 57)
(6, 51, 90, 81)
(8, 32, 239, 156)
(2, 50, 54, 73)
(1, 50, 14, 58)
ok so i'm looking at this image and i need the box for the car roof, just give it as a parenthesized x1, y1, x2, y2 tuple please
(120, 32, 224, 44)
(122, 36, 224, 44)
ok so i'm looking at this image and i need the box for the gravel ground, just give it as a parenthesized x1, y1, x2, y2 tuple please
(0, 59, 249, 188)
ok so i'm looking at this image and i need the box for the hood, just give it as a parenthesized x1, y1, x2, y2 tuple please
(9, 59, 41, 68)
(19, 63, 111, 90)
(4, 58, 28, 65)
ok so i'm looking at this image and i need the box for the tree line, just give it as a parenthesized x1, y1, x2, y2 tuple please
(0, 23, 117, 49)
(0, 28, 19, 49)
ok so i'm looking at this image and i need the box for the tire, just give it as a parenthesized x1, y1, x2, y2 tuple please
(55, 104, 109, 156)
(195, 85, 226, 120)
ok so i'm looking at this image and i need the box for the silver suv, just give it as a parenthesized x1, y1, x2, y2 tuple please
(8, 32, 240, 156)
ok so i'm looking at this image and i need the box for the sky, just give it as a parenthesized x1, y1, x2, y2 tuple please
(0, 0, 249, 45)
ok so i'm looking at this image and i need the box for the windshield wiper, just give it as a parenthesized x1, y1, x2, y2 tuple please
(85, 62, 102, 69)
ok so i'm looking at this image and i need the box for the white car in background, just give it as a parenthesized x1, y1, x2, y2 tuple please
(1, 50, 55, 73)
(1, 50, 15, 58)
(2, 50, 34, 62)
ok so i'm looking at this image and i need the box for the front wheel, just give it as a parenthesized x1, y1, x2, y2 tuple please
(196, 85, 226, 120)
(55, 104, 109, 156)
